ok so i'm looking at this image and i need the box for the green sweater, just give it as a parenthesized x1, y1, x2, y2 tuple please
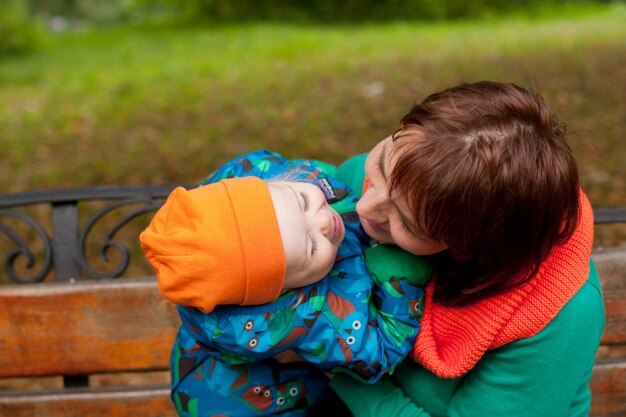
(330, 154, 605, 417)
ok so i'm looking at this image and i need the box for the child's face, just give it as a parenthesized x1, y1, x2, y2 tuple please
(268, 181, 345, 289)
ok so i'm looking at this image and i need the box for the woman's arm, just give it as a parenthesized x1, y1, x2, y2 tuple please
(330, 271, 605, 417)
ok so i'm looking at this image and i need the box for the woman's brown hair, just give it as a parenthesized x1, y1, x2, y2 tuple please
(390, 81, 580, 306)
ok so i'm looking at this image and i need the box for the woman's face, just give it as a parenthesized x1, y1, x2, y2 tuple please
(356, 135, 448, 256)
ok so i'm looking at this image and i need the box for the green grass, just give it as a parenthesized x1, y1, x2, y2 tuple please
(1, 4, 625, 247)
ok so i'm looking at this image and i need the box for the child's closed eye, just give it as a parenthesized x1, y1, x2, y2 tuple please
(301, 192, 311, 211)
(309, 234, 318, 255)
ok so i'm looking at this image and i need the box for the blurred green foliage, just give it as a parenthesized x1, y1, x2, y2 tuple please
(124, 0, 603, 23)
(0, 4, 624, 246)
(0, 0, 45, 55)
(3, 0, 623, 57)
(29, 0, 128, 25)
(15, 0, 625, 29)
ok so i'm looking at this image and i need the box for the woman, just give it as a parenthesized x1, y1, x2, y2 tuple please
(317, 81, 604, 416)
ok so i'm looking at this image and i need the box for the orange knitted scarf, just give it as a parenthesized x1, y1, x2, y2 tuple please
(411, 191, 594, 378)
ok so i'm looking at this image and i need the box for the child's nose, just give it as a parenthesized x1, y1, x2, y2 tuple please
(315, 206, 332, 237)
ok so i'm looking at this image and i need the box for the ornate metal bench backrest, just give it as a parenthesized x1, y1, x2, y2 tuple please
(0, 185, 188, 284)
(1, 185, 625, 284)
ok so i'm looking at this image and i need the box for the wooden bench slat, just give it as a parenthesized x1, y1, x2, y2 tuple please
(0, 361, 623, 417)
(0, 385, 174, 417)
(593, 249, 626, 345)
(2, 250, 622, 378)
(0, 248, 624, 416)
(590, 360, 626, 417)
(0, 278, 179, 378)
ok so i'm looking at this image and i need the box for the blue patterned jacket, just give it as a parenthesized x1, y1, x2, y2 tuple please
(171, 150, 430, 416)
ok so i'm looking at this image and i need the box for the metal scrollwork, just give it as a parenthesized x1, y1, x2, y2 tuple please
(1, 183, 625, 285)
(0, 184, 183, 284)
(0, 209, 52, 283)
(78, 198, 165, 280)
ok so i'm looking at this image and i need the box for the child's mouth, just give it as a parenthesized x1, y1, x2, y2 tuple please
(331, 211, 345, 243)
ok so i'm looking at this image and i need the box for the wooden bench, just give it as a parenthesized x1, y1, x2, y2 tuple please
(0, 187, 625, 417)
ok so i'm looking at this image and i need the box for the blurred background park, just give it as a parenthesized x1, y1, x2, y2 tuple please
(1, 0, 625, 249)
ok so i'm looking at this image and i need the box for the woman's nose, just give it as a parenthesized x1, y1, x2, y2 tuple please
(357, 188, 389, 222)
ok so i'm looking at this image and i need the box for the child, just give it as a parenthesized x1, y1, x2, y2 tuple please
(140, 150, 432, 417)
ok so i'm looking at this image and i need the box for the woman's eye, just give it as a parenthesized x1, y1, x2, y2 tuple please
(301, 192, 311, 211)
(375, 152, 385, 177)
(400, 218, 431, 240)
(401, 219, 415, 236)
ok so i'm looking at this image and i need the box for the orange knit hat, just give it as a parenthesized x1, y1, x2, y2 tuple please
(140, 177, 286, 313)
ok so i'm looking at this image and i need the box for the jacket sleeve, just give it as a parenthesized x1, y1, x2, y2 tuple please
(201, 149, 335, 185)
(289, 237, 425, 384)
(176, 255, 424, 382)
(347, 278, 423, 382)
(176, 276, 423, 379)
(200, 149, 292, 184)
(175, 293, 311, 365)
